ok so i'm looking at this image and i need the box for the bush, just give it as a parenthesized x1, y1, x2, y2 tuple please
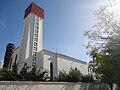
(67, 67, 83, 82)
(28, 66, 49, 81)
(0, 63, 49, 81)
(56, 70, 69, 81)
(81, 75, 94, 82)
(57, 67, 83, 82)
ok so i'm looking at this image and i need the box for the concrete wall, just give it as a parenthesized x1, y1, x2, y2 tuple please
(0, 82, 112, 90)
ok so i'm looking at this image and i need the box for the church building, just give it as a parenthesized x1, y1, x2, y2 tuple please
(11, 2, 88, 78)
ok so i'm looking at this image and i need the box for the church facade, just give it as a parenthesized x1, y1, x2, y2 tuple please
(11, 2, 88, 78)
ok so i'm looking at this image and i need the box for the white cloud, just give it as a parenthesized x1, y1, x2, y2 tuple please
(0, 20, 5, 27)
(74, 2, 108, 9)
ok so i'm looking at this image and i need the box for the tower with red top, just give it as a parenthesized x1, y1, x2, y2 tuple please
(19, 2, 44, 67)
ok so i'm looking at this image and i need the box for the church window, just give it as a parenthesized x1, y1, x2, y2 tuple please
(36, 22, 39, 26)
(36, 19, 39, 22)
(37, 27, 38, 29)
(34, 47, 37, 51)
(34, 38, 38, 42)
(15, 55, 17, 64)
(50, 62, 53, 80)
(33, 53, 37, 56)
(35, 30, 38, 34)
(35, 34, 38, 38)
(33, 58, 34, 61)
(34, 42, 37, 46)
(33, 51, 37, 55)
(33, 56, 36, 61)
(35, 26, 38, 30)
(33, 56, 36, 59)
(32, 62, 36, 66)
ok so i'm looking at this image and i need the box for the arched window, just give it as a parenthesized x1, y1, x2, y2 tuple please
(50, 62, 53, 80)
(15, 55, 17, 64)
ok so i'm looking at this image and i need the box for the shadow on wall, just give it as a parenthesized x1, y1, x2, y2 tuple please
(0, 82, 114, 90)
(61, 82, 76, 90)
(0, 84, 35, 90)
(61, 83, 110, 90)
(95, 84, 109, 90)
(61, 83, 95, 90)
(79, 83, 95, 90)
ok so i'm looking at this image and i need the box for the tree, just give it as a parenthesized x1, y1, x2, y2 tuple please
(88, 47, 115, 90)
(107, 37, 120, 88)
(84, 5, 120, 90)
(84, 5, 120, 51)
(3, 43, 15, 69)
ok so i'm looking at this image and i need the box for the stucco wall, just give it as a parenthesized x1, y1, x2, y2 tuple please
(43, 50, 57, 77)
(12, 47, 20, 64)
(0, 82, 111, 90)
(57, 54, 88, 75)
(43, 49, 88, 78)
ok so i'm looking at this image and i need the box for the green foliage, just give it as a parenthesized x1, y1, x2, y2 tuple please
(68, 67, 83, 82)
(84, 4, 120, 90)
(28, 66, 49, 81)
(19, 63, 30, 81)
(56, 70, 68, 82)
(88, 47, 116, 90)
(56, 67, 93, 82)
(0, 63, 49, 81)
(81, 75, 94, 82)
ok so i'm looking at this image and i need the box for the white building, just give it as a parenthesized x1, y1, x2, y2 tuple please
(11, 2, 88, 78)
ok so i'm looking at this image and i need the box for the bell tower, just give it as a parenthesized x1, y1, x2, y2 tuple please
(19, 2, 44, 67)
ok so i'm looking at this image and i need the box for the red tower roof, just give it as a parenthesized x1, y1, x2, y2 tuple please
(24, 2, 44, 19)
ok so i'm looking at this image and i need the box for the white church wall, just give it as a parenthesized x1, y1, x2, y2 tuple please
(12, 48, 88, 76)
(43, 50, 58, 78)
(18, 13, 32, 66)
(57, 54, 88, 75)
(23, 13, 35, 67)
(12, 46, 20, 64)
(37, 17, 43, 52)
(37, 50, 44, 68)
(43, 49, 88, 78)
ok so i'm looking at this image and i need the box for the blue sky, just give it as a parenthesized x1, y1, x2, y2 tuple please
(0, 0, 109, 62)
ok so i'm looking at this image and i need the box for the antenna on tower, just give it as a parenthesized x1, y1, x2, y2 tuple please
(55, 41, 57, 54)
(55, 40, 58, 61)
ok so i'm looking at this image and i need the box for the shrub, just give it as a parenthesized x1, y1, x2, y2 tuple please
(81, 75, 94, 82)
(56, 70, 69, 81)
(28, 66, 49, 81)
(0, 63, 49, 81)
(67, 67, 83, 82)
(57, 67, 83, 82)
